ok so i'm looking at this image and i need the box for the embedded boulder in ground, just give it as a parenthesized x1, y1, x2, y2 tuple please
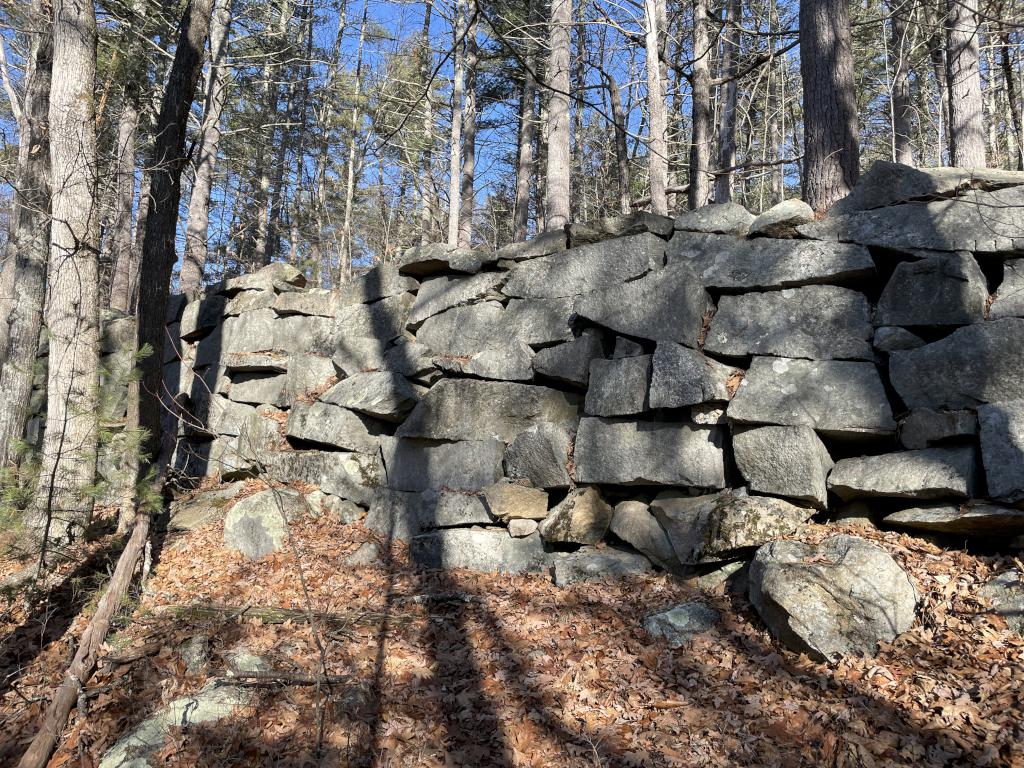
(748, 535, 918, 661)
(551, 546, 654, 586)
(610, 501, 680, 571)
(410, 528, 549, 573)
(502, 423, 573, 489)
(674, 202, 754, 235)
(827, 446, 978, 501)
(223, 488, 309, 558)
(538, 486, 613, 545)
(977, 400, 1024, 504)
(980, 570, 1024, 635)
(732, 425, 833, 509)
(648, 343, 740, 408)
(882, 502, 1024, 535)
(874, 252, 988, 327)
(644, 603, 721, 647)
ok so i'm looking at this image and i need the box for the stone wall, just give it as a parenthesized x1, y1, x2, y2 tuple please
(161, 162, 1024, 591)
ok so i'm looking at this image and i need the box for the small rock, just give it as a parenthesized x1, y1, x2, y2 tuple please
(674, 202, 754, 236)
(644, 603, 721, 647)
(610, 500, 679, 571)
(483, 482, 549, 521)
(508, 518, 539, 537)
(832, 501, 877, 529)
(503, 423, 573, 489)
(180, 634, 210, 675)
(980, 570, 1024, 635)
(223, 489, 309, 559)
(585, 356, 652, 416)
(748, 199, 814, 238)
(551, 546, 654, 586)
(538, 487, 613, 545)
(875, 252, 988, 327)
(690, 404, 727, 425)
(612, 337, 645, 358)
(344, 541, 382, 566)
(305, 490, 364, 524)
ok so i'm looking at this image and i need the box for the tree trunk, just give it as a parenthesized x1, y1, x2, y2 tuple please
(339, 0, 368, 281)
(0, 0, 52, 468)
(688, 0, 712, 209)
(180, 0, 232, 296)
(572, 0, 586, 220)
(644, 0, 669, 215)
(999, 22, 1024, 170)
(418, 0, 436, 243)
(605, 72, 631, 214)
(945, 0, 986, 166)
(545, 0, 572, 230)
(799, 0, 860, 212)
(714, 0, 741, 203)
(513, 0, 540, 240)
(888, 0, 915, 165)
(446, 0, 465, 246)
(107, 90, 140, 313)
(457, 11, 477, 248)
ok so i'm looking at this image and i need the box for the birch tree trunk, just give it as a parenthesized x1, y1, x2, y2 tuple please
(688, 0, 712, 209)
(714, 0, 741, 203)
(457, 11, 477, 248)
(446, 0, 465, 246)
(999, 22, 1024, 170)
(545, 0, 572, 230)
(644, 0, 669, 215)
(945, 0, 986, 166)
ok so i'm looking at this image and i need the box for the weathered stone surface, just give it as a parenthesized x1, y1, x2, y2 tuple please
(674, 202, 754, 235)
(538, 486, 612, 544)
(276, 354, 335, 403)
(666, 232, 875, 289)
(483, 482, 548, 521)
(345, 542, 382, 566)
(365, 488, 432, 542)
(262, 450, 381, 507)
(508, 518, 539, 537)
(827, 446, 977, 501)
(691, 403, 727, 425)
(651, 492, 813, 564)
(385, 338, 437, 378)
(411, 528, 549, 573)
(570, 212, 675, 244)
(503, 423, 573, 489)
(728, 357, 896, 437)
(180, 295, 226, 339)
(503, 232, 663, 298)
(648, 343, 741, 408)
(337, 264, 420, 305)
(575, 261, 714, 346)
(229, 373, 286, 405)
(305, 490, 364, 523)
(168, 482, 245, 532)
(408, 272, 506, 327)
(875, 253, 988, 326)
(225, 289, 277, 315)
(978, 400, 1024, 504)
(883, 502, 1024, 535)
(398, 242, 489, 275)
(749, 535, 918, 660)
(204, 396, 257, 437)
(271, 314, 343, 356)
(272, 289, 340, 317)
(799, 184, 1024, 253)
(431, 492, 495, 527)
(980, 570, 1024, 635)
(333, 292, 414, 340)
(990, 259, 1024, 319)
(644, 603, 720, 647)
(889, 320, 1024, 409)
(573, 418, 726, 488)
(705, 286, 873, 361)
(585, 355, 652, 416)
(748, 199, 814, 238)
(223, 351, 288, 372)
(320, 372, 420, 422)
(873, 326, 926, 352)
(495, 229, 567, 261)
(899, 408, 977, 449)
(224, 488, 308, 558)
(612, 337, 645, 358)
(610, 501, 679, 571)
(223, 262, 306, 294)
(398, 379, 578, 443)
(532, 329, 604, 386)
(222, 309, 278, 355)
(285, 401, 379, 453)
(551, 547, 654, 586)
(332, 336, 387, 375)
(379, 437, 505, 491)
(733, 426, 834, 508)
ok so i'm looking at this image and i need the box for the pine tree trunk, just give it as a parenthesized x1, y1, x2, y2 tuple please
(446, 0, 465, 246)
(458, 11, 477, 248)
(888, 0, 915, 165)
(715, 0, 741, 203)
(107, 91, 140, 313)
(945, 0, 986, 166)
(545, 0, 572, 230)
(644, 0, 669, 215)
(688, 0, 712, 209)
(799, 0, 860, 212)
(605, 73, 631, 215)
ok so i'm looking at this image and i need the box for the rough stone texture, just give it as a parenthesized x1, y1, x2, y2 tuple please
(380, 437, 505, 492)
(644, 603, 721, 647)
(875, 253, 988, 326)
(332, 336, 388, 376)
(223, 261, 306, 294)
(651, 492, 813, 565)
(612, 337, 645, 358)
(532, 329, 604, 386)
(285, 401, 379, 453)
(345, 541, 382, 566)
(320, 372, 421, 422)
(575, 261, 714, 346)
(538, 486, 613, 544)
(749, 535, 918, 660)
(272, 289, 341, 317)
(398, 243, 489, 275)
(733, 426, 834, 508)
(270, 315, 345, 357)
(585, 355, 652, 416)
(222, 309, 278, 355)
(495, 229, 567, 261)
(691, 404, 727, 425)
(483, 482, 548, 521)
(223, 489, 308, 558)
(873, 326, 927, 352)
(610, 500, 680, 571)
(305, 490, 364, 524)
(508, 518, 539, 537)
(398, 379, 578, 443)
(261, 450, 381, 507)
(705, 286, 873, 361)
(204, 397, 257, 438)
(827, 446, 978, 501)
(573, 418, 726, 488)
(411, 528, 549, 573)
(408, 272, 506, 327)
(990, 259, 1024, 319)
(889, 319, 1024, 409)
(748, 199, 814, 238)
(168, 482, 245, 532)
(503, 423, 573, 489)
(180, 295, 227, 339)
(728, 357, 896, 437)
(225, 289, 277, 315)
(365, 488, 432, 542)
(333, 292, 414, 341)
(551, 547, 654, 586)
(431, 492, 495, 527)
(228, 372, 286, 405)
(648, 344, 741, 408)
(980, 570, 1024, 635)
(978, 400, 1024, 504)
(899, 409, 977, 449)
(883, 502, 1024, 535)
(666, 232, 875, 290)
(337, 264, 420, 305)
(674, 202, 754, 236)
(570, 212, 675, 244)
(503, 232, 663, 298)
(275, 354, 336, 404)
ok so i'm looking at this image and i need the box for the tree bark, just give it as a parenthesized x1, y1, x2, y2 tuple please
(418, 0, 436, 243)
(799, 0, 860, 212)
(446, 0, 465, 246)
(545, 0, 572, 230)
(339, 0, 368, 281)
(458, 10, 478, 248)
(945, 0, 986, 166)
(888, 0, 915, 165)
(688, 0, 712, 209)
(714, 0, 742, 202)
(999, 22, 1023, 170)
(644, 0, 669, 215)
(107, 90, 140, 313)
(605, 72, 631, 214)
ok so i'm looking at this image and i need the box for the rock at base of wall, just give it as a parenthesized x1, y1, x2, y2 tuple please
(503, 423, 573, 489)
(644, 603, 721, 647)
(551, 546, 654, 586)
(610, 501, 680, 571)
(410, 528, 549, 573)
(980, 570, 1024, 635)
(430, 491, 494, 527)
(223, 488, 309, 558)
(978, 400, 1024, 504)
(827, 446, 977, 501)
(365, 488, 434, 543)
(882, 502, 1024, 535)
(538, 487, 612, 544)
(732, 425, 833, 509)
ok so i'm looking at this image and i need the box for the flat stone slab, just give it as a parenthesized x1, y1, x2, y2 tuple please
(644, 603, 721, 647)
(572, 417, 726, 488)
(898, 408, 977, 449)
(674, 202, 754, 235)
(532, 329, 604, 386)
(551, 547, 654, 586)
(411, 528, 549, 573)
(570, 212, 675, 244)
(648, 343, 741, 408)
(482, 481, 548, 521)
(889, 319, 1024, 409)
(407, 272, 506, 327)
(585, 355, 652, 416)
(431, 491, 495, 527)
(727, 357, 896, 438)
(990, 259, 1024, 319)
(733, 425, 834, 509)
(495, 229, 567, 261)
(397, 243, 490, 275)
(873, 326, 926, 352)
(337, 264, 420, 305)
(883, 502, 1024, 535)
(365, 488, 433, 542)
(320, 372, 421, 422)
(827, 446, 977, 501)
(875, 252, 988, 326)
(379, 436, 505, 492)
(332, 292, 415, 341)
(978, 400, 1024, 504)
(705, 286, 873, 361)
(261, 450, 381, 507)
(285, 401, 379, 453)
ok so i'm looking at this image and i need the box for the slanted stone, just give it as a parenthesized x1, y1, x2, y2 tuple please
(749, 535, 918, 660)
(223, 351, 288, 372)
(538, 486, 612, 544)
(503, 423, 573, 489)
(345, 542, 382, 566)
(827, 446, 977, 501)
(889, 319, 1024, 409)
(495, 229, 567, 261)
(980, 570, 1024, 635)
(272, 289, 340, 317)
(411, 528, 549, 573)
(733, 426, 833, 509)
(365, 488, 432, 542)
(508, 518, 539, 537)
(398, 242, 488, 275)
(575, 261, 714, 346)
(728, 357, 895, 438)
(569, 212, 675, 244)
(333, 292, 414, 341)
(883, 502, 1024, 535)
(874, 326, 926, 352)
(224, 488, 308, 558)
(705, 286, 873, 361)
(502, 232, 663, 298)
(748, 199, 814, 238)
(612, 337, 645, 358)
(551, 547, 654, 586)
(899, 408, 977, 449)
(337, 264, 419, 305)
(320, 371, 420, 422)
(380, 437, 505, 491)
(651, 492, 813, 564)
(644, 603, 720, 647)
(261, 450, 381, 507)
(432, 492, 495, 527)
(990, 259, 1024, 319)
(978, 400, 1024, 504)
(223, 261, 306, 294)
(285, 401, 378, 453)
(585, 356, 652, 416)
(610, 501, 679, 571)
(385, 338, 437, 378)
(674, 202, 754, 235)
(434, 344, 533, 381)
(398, 379, 578, 443)
(875, 252, 988, 326)
(666, 232, 875, 289)
(573, 417, 726, 488)
(532, 329, 604, 386)
(483, 481, 548, 521)
(407, 272, 506, 327)
(648, 343, 741, 408)
(501, 298, 576, 344)
(179, 296, 226, 340)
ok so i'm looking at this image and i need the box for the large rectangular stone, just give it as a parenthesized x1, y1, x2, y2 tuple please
(380, 437, 505, 491)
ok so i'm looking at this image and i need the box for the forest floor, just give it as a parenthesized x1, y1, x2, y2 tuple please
(1, 480, 1023, 768)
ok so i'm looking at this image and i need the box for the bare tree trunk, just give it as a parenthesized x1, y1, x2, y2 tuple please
(180, 0, 232, 296)
(604, 72, 631, 214)
(107, 91, 140, 313)
(458, 11, 477, 248)
(644, 0, 669, 214)
(688, 0, 712, 209)
(514, 74, 537, 239)
(418, 0, 436, 243)
(946, 0, 986, 166)
(715, 0, 741, 202)
(999, 21, 1024, 170)
(926, 0, 951, 162)
(446, 0, 465, 246)
(572, 0, 586, 220)
(0, 0, 52, 468)
(799, 0, 860, 212)
(888, 0, 915, 165)
(339, 0, 368, 281)
(545, 0, 572, 230)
